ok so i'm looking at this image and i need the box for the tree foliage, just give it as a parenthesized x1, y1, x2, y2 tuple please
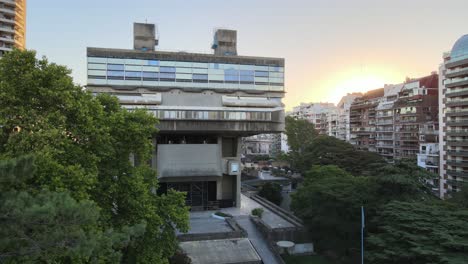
(291, 162, 439, 263)
(0, 50, 189, 263)
(367, 201, 468, 264)
(0, 156, 146, 263)
(291, 165, 376, 261)
(284, 117, 384, 173)
(258, 182, 283, 205)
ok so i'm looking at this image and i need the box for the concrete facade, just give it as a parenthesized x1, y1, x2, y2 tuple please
(439, 34, 468, 197)
(86, 23, 285, 209)
(0, 0, 26, 56)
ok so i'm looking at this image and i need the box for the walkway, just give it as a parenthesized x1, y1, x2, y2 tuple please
(236, 216, 282, 264)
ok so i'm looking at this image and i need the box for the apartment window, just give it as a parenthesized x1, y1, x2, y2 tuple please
(142, 72, 158, 81)
(255, 71, 269, 77)
(160, 66, 176, 73)
(125, 71, 142, 80)
(107, 70, 124, 79)
(107, 64, 124, 71)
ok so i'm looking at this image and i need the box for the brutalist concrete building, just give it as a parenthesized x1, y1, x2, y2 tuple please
(86, 23, 285, 209)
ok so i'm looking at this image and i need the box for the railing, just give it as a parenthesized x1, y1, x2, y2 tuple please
(447, 150, 468, 155)
(446, 66, 468, 75)
(447, 129, 468, 133)
(446, 98, 468, 104)
(446, 109, 468, 114)
(446, 87, 468, 95)
(445, 77, 468, 85)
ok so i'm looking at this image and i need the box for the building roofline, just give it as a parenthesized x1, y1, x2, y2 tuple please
(87, 47, 285, 66)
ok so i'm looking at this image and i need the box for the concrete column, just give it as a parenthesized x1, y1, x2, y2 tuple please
(217, 136, 223, 200)
(235, 136, 242, 208)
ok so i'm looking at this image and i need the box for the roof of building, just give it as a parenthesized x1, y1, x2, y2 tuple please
(451, 34, 468, 59)
(416, 73, 439, 89)
(87, 47, 284, 66)
(179, 238, 262, 264)
(362, 88, 384, 100)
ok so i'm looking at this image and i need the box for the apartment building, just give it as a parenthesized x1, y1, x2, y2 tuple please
(393, 74, 439, 159)
(336, 93, 362, 141)
(375, 84, 402, 160)
(439, 34, 468, 197)
(349, 88, 384, 151)
(86, 23, 285, 209)
(0, 0, 25, 56)
(290, 102, 338, 135)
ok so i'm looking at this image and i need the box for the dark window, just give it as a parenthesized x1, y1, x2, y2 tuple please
(255, 71, 269, 77)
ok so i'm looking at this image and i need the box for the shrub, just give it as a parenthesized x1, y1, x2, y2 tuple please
(252, 208, 264, 218)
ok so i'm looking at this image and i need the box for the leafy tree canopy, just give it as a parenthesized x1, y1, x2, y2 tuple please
(0, 49, 189, 263)
(258, 182, 283, 206)
(367, 201, 468, 264)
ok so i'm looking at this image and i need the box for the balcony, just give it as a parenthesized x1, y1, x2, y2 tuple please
(447, 140, 468, 146)
(0, 25, 14, 33)
(397, 136, 419, 141)
(445, 99, 468, 107)
(447, 150, 468, 157)
(446, 179, 463, 187)
(376, 136, 394, 140)
(446, 109, 468, 117)
(0, 6, 15, 16)
(445, 77, 468, 88)
(446, 120, 468, 126)
(445, 129, 468, 136)
(446, 160, 468, 166)
(0, 36, 14, 43)
(446, 170, 468, 178)
(446, 87, 468, 97)
(446, 67, 468, 78)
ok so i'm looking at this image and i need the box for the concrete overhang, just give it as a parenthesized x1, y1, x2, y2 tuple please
(222, 96, 282, 108)
(116, 93, 162, 105)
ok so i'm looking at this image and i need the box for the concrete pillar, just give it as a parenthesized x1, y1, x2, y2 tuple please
(235, 136, 242, 208)
(217, 136, 223, 200)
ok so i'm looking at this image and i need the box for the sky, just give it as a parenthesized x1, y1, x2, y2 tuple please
(27, 0, 468, 110)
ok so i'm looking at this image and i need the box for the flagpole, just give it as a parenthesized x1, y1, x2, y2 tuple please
(361, 206, 365, 264)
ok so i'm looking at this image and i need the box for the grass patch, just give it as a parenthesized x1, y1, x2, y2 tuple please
(214, 211, 232, 218)
(282, 255, 332, 264)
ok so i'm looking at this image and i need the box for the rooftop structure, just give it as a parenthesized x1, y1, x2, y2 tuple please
(0, 0, 26, 56)
(86, 23, 285, 209)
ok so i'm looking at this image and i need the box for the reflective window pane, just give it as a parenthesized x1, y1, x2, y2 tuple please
(148, 60, 160, 66)
(160, 66, 176, 73)
(107, 64, 124, 71)
(125, 71, 142, 78)
(107, 70, 124, 77)
(255, 71, 269, 77)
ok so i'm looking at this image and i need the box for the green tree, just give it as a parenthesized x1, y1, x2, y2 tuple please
(291, 165, 376, 262)
(367, 201, 468, 264)
(0, 49, 189, 263)
(291, 163, 437, 263)
(303, 135, 384, 175)
(258, 182, 283, 205)
(284, 116, 318, 172)
(0, 156, 146, 263)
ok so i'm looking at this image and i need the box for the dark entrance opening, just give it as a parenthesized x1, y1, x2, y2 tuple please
(161, 181, 217, 210)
